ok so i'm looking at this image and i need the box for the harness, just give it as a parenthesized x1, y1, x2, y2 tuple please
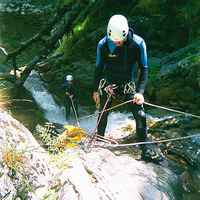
(98, 78, 136, 96)
(123, 80, 136, 94)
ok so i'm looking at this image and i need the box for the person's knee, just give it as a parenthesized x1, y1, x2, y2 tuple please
(138, 109, 146, 119)
(130, 103, 145, 117)
(134, 109, 146, 129)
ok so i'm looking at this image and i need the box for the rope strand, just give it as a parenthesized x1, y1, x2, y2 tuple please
(73, 99, 200, 149)
(82, 129, 200, 148)
(75, 100, 200, 124)
(144, 102, 200, 119)
(105, 133, 200, 148)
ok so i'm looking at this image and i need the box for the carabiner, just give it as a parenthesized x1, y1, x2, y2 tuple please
(98, 79, 107, 95)
(124, 81, 136, 94)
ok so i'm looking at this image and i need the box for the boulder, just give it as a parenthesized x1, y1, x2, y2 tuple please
(59, 148, 186, 200)
(41, 71, 55, 83)
(0, 109, 188, 199)
(146, 40, 200, 112)
(0, 109, 60, 199)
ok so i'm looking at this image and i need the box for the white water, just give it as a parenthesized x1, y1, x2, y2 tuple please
(79, 111, 135, 139)
(24, 71, 67, 124)
(24, 71, 136, 139)
(24, 71, 176, 139)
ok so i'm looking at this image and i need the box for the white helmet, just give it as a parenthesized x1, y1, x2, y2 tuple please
(107, 14, 129, 42)
(66, 75, 73, 81)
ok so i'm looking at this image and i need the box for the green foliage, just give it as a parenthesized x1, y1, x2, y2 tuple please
(30, 0, 53, 6)
(2, 143, 28, 175)
(132, 0, 167, 15)
(60, 64, 69, 73)
(188, 54, 200, 65)
(194, 55, 200, 62)
(43, 190, 58, 200)
(36, 123, 79, 171)
(174, 51, 200, 65)
(55, 35, 68, 54)
(50, 150, 77, 171)
(57, 0, 76, 5)
(1, 142, 36, 193)
(148, 63, 162, 80)
(123, 124, 134, 132)
(36, 122, 60, 152)
(0, 80, 10, 107)
(55, 14, 91, 55)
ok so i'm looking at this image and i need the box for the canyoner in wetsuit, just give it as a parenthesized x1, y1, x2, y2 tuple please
(93, 15, 163, 163)
(62, 75, 78, 119)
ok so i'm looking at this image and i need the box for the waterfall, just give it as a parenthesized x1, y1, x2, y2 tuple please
(23, 71, 137, 138)
(24, 71, 67, 124)
(24, 71, 176, 139)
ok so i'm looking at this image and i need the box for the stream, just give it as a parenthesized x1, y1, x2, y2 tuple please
(1, 12, 200, 199)
(24, 70, 138, 140)
(21, 73, 200, 199)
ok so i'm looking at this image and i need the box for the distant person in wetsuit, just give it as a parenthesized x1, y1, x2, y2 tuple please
(93, 14, 163, 163)
(62, 75, 78, 119)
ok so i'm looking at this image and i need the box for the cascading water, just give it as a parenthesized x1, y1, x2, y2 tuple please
(24, 71, 138, 138)
(24, 71, 67, 124)
(24, 71, 177, 139)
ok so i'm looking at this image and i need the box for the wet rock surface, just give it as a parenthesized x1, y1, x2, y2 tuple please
(0, 109, 60, 199)
(146, 40, 200, 113)
(112, 108, 200, 199)
(150, 116, 200, 199)
(0, 109, 193, 200)
(0, 1, 54, 15)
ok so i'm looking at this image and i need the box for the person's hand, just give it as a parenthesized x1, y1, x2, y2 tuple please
(66, 92, 69, 95)
(133, 93, 144, 105)
(93, 92, 97, 103)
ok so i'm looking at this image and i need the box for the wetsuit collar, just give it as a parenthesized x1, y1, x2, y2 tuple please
(107, 37, 117, 53)
(63, 82, 74, 88)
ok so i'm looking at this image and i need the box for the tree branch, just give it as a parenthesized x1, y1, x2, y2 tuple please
(13, 1, 92, 94)
(0, 72, 18, 84)
(0, 0, 100, 95)
(2, 4, 70, 64)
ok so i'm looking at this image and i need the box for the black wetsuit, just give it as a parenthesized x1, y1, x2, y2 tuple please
(94, 29, 149, 151)
(62, 82, 78, 118)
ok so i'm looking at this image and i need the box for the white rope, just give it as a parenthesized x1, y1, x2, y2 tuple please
(144, 102, 200, 119)
(76, 100, 200, 123)
(102, 133, 200, 148)
(74, 100, 200, 149)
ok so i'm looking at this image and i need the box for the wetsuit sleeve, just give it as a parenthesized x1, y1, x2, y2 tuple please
(94, 42, 105, 91)
(137, 40, 148, 94)
(62, 84, 66, 93)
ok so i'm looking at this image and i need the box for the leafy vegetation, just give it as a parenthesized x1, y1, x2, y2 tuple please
(148, 63, 162, 80)
(50, 150, 78, 171)
(2, 143, 29, 175)
(43, 190, 59, 200)
(122, 124, 134, 132)
(1, 141, 38, 195)
(0, 80, 10, 107)
(36, 122, 60, 152)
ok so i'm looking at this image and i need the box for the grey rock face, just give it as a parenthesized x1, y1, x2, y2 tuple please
(0, 109, 187, 199)
(146, 40, 200, 112)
